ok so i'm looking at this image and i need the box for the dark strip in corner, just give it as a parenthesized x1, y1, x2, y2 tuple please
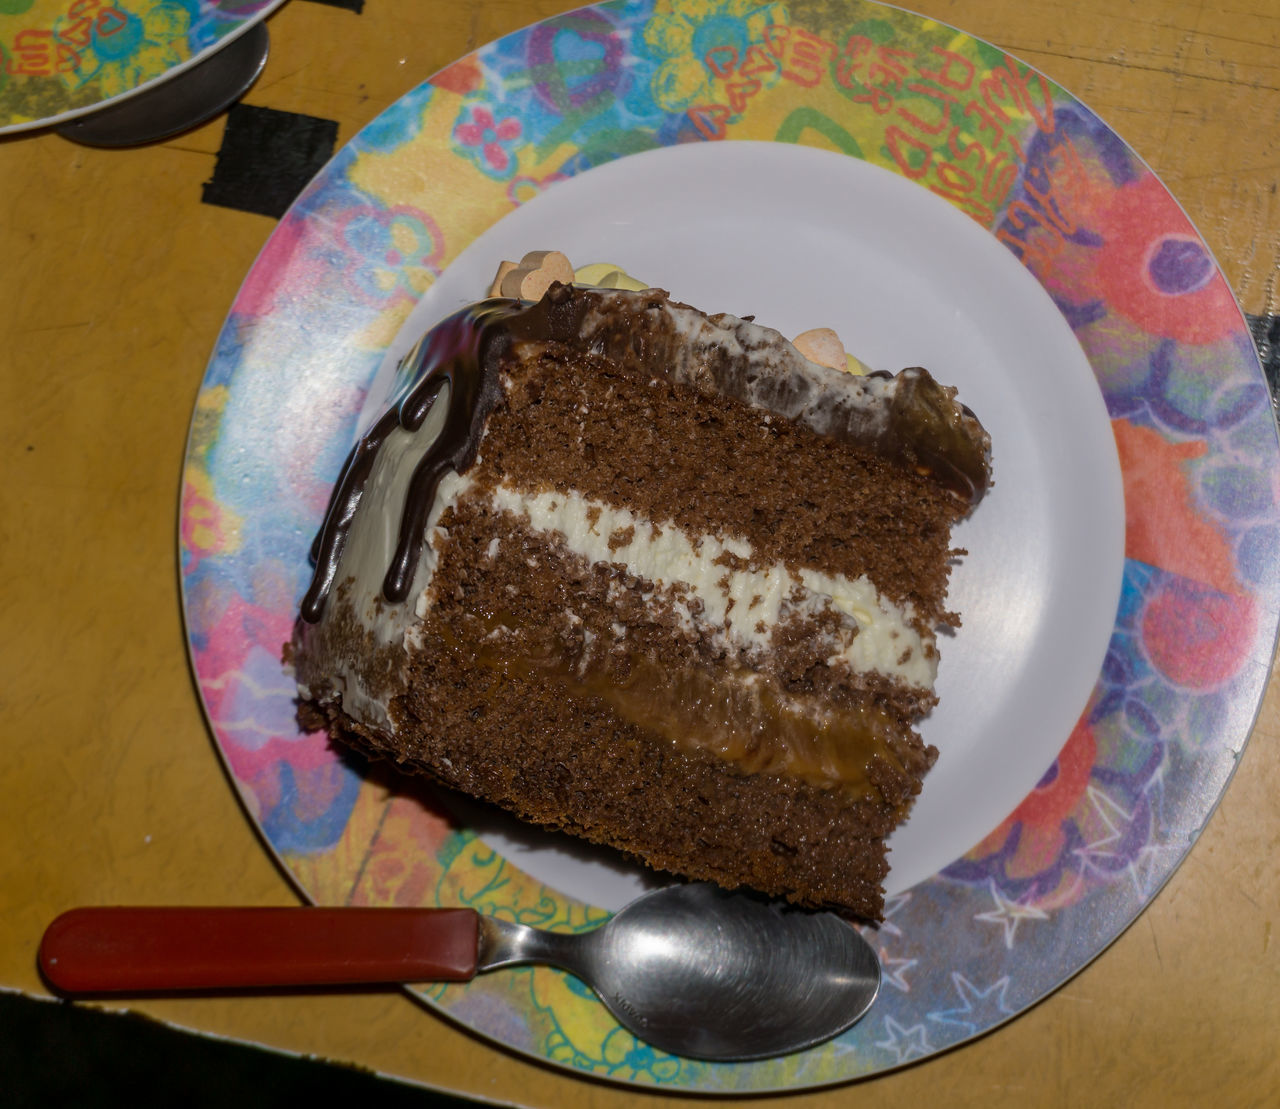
(301, 0, 365, 10)
(202, 104, 339, 218)
(1246, 313, 1280, 411)
(0, 992, 480, 1107)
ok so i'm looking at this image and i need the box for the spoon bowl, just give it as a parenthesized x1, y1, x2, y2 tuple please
(481, 882, 881, 1060)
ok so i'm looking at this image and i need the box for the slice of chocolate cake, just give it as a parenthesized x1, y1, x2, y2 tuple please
(289, 282, 991, 921)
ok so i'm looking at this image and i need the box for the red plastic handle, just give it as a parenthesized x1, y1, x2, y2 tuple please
(39, 906, 480, 993)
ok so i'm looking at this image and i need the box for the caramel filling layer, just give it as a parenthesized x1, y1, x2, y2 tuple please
(447, 605, 916, 805)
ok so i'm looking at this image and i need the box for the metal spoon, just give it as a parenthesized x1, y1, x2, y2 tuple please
(40, 882, 880, 1061)
(55, 21, 269, 148)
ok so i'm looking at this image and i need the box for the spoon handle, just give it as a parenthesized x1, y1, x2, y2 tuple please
(39, 907, 479, 993)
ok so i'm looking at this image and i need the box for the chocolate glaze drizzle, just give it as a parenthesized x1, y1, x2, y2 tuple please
(300, 299, 518, 621)
(300, 283, 992, 623)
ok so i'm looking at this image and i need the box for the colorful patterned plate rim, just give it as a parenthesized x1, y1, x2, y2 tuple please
(0, 0, 286, 134)
(180, 0, 1280, 1093)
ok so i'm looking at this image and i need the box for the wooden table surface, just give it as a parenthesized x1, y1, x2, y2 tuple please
(2, 0, 1277, 1104)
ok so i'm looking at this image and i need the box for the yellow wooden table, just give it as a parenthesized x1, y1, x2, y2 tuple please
(2, 0, 1277, 1104)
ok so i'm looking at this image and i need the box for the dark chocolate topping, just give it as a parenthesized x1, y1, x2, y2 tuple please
(300, 299, 517, 621)
(300, 283, 991, 622)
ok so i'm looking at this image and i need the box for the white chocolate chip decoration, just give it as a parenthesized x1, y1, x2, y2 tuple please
(572, 262, 648, 291)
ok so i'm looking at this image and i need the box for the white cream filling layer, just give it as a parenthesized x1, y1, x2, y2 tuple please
(484, 482, 934, 687)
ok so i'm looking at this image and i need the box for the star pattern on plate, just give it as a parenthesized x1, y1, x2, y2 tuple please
(1073, 784, 1141, 876)
(864, 891, 918, 990)
(927, 973, 1016, 1036)
(1143, 757, 1169, 826)
(1126, 834, 1187, 900)
(1122, 767, 1186, 900)
(873, 1016, 934, 1064)
(878, 890, 912, 940)
(877, 950, 919, 993)
(973, 880, 1050, 948)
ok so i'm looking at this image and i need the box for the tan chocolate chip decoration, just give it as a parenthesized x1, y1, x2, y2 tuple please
(488, 250, 575, 300)
(487, 260, 518, 297)
(792, 327, 847, 372)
